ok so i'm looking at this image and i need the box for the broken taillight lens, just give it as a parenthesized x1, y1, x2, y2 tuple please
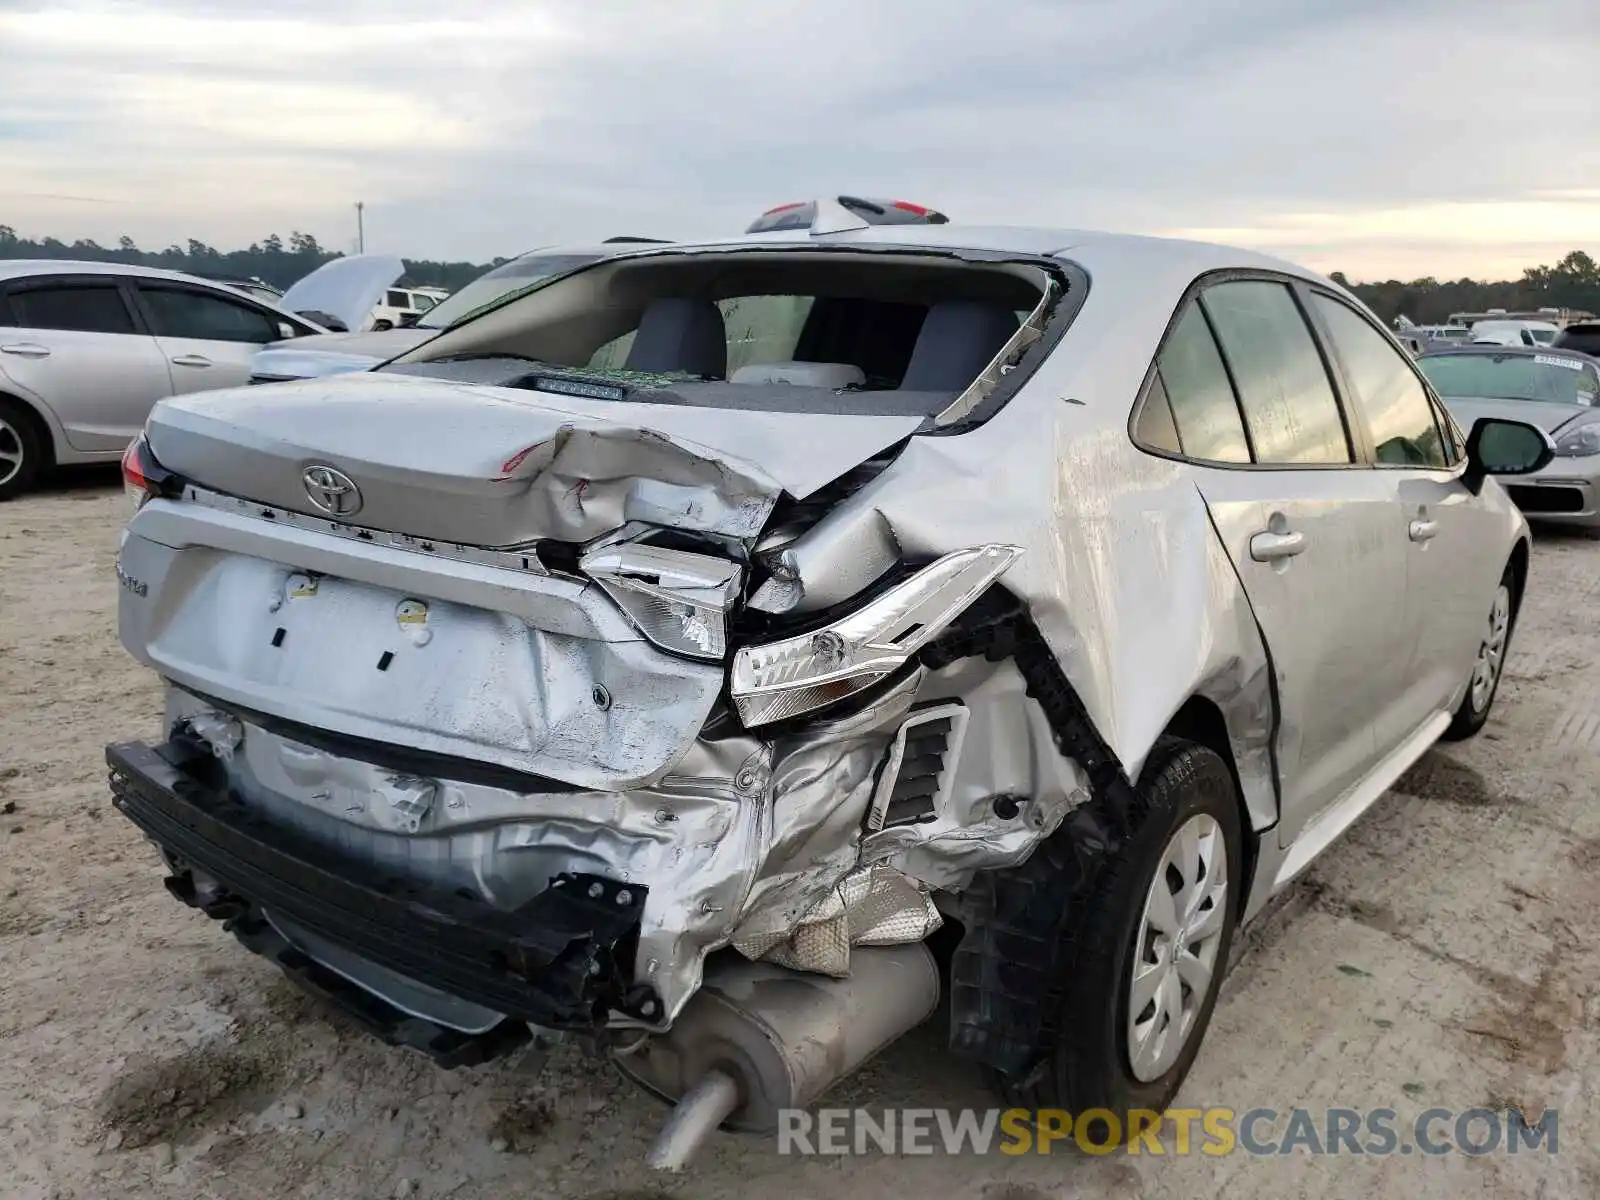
(730, 544, 1022, 727)
(579, 541, 742, 661)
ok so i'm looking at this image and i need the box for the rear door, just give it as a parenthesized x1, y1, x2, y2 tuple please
(0, 275, 172, 453)
(131, 281, 296, 395)
(1308, 292, 1508, 728)
(1141, 277, 1411, 846)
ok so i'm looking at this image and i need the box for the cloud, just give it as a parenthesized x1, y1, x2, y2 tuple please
(0, 0, 1594, 277)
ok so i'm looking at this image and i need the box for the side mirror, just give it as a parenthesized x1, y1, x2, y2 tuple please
(1463, 417, 1555, 495)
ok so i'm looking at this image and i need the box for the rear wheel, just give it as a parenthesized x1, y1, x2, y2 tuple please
(989, 738, 1242, 1121)
(0, 398, 46, 501)
(1442, 567, 1515, 741)
(372, 319, 394, 331)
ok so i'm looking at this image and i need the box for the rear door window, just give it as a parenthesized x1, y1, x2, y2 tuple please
(1311, 295, 1449, 467)
(139, 285, 280, 343)
(6, 281, 138, 334)
(1154, 303, 1252, 463)
(1201, 280, 1352, 465)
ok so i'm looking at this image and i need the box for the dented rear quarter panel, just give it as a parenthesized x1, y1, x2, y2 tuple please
(844, 236, 1285, 836)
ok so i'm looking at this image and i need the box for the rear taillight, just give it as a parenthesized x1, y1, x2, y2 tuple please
(122, 436, 175, 512)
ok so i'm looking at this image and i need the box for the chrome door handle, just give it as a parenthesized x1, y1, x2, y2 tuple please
(0, 343, 50, 358)
(1250, 530, 1307, 562)
(1409, 519, 1439, 542)
(170, 354, 212, 368)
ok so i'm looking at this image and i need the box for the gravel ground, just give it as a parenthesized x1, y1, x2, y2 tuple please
(3, 472, 1598, 1200)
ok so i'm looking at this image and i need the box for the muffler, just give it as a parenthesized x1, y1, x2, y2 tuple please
(617, 943, 941, 1171)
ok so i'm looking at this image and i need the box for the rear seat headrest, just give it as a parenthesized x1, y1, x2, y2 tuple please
(624, 297, 728, 377)
(899, 300, 1020, 392)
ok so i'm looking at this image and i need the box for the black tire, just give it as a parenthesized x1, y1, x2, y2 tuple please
(0, 397, 46, 502)
(372, 319, 393, 331)
(989, 737, 1243, 1122)
(1441, 564, 1517, 741)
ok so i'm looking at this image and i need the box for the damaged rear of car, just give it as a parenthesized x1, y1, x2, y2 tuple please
(108, 212, 1536, 1168)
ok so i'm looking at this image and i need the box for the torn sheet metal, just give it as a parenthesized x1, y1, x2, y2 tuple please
(727, 672, 923, 955)
(864, 659, 1092, 890)
(168, 683, 766, 1023)
(165, 672, 925, 1024)
(750, 504, 901, 615)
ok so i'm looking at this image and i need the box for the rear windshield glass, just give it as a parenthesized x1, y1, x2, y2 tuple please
(1418, 353, 1600, 406)
(387, 252, 1064, 420)
(421, 254, 606, 328)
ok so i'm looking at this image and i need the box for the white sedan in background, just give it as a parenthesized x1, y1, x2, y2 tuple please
(0, 255, 401, 499)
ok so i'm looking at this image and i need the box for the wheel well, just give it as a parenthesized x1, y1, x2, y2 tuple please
(1507, 538, 1529, 616)
(0, 390, 57, 469)
(1163, 695, 1257, 911)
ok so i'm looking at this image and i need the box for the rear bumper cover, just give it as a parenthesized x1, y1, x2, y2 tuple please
(107, 738, 648, 1037)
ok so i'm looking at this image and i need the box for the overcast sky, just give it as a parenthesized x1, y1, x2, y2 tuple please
(2, 0, 1596, 281)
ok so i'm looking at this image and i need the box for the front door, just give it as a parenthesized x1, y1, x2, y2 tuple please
(1305, 291, 1510, 729)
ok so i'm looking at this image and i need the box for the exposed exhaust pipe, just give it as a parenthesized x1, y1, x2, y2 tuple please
(618, 944, 941, 1171)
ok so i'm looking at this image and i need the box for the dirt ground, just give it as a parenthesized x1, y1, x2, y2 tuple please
(3, 471, 1599, 1200)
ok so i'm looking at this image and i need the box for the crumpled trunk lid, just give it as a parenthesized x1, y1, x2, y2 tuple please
(145, 372, 922, 547)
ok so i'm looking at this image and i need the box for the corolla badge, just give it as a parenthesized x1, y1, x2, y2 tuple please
(302, 464, 362, 517)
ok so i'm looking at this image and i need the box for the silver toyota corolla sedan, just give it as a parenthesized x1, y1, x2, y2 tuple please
(1418, 344, 1600, 526)
(107, 207, 1552, 1168)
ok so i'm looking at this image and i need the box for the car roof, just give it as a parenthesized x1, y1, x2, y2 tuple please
(0, 258, 261, 289)
(603, 223, 1338, 289)
(506, 243, 669, 261)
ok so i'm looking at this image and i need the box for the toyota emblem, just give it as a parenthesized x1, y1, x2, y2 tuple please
(302, 464, 362, 517)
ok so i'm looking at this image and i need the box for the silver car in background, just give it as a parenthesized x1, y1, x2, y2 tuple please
(1418, 344, 1600, 525)
(109, 206, 1552, 1168)
(245, 244, 640, 383)
(0, 255, 401, 499)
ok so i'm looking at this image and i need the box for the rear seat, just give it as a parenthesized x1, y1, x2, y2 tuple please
(624, 298, 728, 377)
(898, 300, 1019, 391)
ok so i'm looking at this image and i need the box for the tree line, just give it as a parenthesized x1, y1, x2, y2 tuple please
(1, 225, 1596, 327)
(1329, 250, 1600, 326)
(0, 226, 498, 293)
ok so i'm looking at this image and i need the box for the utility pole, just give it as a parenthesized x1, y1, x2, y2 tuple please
(355, 201, 365, 254)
